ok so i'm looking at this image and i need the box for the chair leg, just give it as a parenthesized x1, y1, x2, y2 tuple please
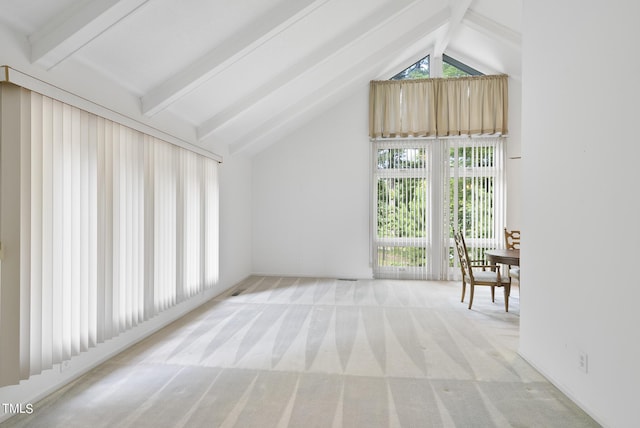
(491, 285, 495, 302)
(504, 283, 511, 312)
(461, 281, 466, 302)
(468, 285, 474, 309)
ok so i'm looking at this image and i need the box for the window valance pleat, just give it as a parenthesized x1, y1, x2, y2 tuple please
(369, 74, 508, 138)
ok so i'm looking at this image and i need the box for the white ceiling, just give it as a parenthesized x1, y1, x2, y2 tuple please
(0, 0, 521, 156)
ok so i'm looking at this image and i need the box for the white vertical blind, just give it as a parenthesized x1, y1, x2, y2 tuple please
(372, 140, 430, 279)
(178, 149, 201, 299)
(152, 140, 178, 312)
(447, 137, 506, 279)
(202, 157, 220, 288)
(0, 86, 220, 386)
(428, 140, 449, 280)
(372, 136, 506, 280)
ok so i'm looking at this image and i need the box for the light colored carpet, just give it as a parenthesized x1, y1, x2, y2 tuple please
(2, 276, 599, 427)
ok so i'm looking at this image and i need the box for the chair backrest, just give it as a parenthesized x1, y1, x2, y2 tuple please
(504, 228, 520, 249)
(454, 231, 473, 282)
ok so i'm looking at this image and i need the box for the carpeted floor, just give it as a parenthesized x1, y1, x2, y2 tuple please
(1, 276, 599, 427)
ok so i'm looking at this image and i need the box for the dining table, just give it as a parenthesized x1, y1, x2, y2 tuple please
(485, 248, 520, 267)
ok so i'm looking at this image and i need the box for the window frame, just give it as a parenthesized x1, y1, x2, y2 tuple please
(443, 54, 483, 77)
(371, 137, 506, 280)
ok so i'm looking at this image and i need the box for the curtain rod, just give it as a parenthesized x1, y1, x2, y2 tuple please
(370, 74, 509, 85)
(370, 134, 508, 142)
(1, 65, 222, 163)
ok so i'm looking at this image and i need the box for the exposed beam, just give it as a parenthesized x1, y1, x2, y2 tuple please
(462, 9, 522, 48)
(433, 0, 473, 57)
(30, 0, 149, 70)
(140, 0, 330, 117)
(225, 6, 451, 155)
(196, 0, 421, 142)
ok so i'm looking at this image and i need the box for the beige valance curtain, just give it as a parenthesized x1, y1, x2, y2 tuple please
(369, 74, 508, 138)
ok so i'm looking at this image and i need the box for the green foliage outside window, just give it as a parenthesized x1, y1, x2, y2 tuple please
(377, 247, 426, 267)
(391, 56, 429, 80)
(376, 145, 497, 268)
(377, 178, 426, 239)
(442, 62, 471, 78)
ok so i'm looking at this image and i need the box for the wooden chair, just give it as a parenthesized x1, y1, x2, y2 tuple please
(454, 231, 511, 311)
(504, 228, 521, 282)
(504, 228, 520, 249)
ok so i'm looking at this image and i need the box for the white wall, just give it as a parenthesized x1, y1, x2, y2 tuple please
(252, 85, 373, 279)
(208, 143, 254, 288)
(521, 1, 640, 426)
(505, 78, 522, 230)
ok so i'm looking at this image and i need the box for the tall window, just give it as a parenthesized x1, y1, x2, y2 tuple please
(372, 137, 505, 280)
(371, 54, 505, 280)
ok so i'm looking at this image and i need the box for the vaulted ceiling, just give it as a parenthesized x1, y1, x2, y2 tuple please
(0, 0, 521, 156)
